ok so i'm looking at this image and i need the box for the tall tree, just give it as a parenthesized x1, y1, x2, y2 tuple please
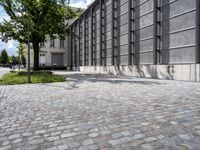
(0, 49, 9, 64)
(0, 0, 79, 70)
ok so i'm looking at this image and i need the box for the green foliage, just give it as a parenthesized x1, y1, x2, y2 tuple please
(0, 0, 79, 69)
(10, 55, 18, 65)
(0, 71, 65, 85)
(0, 49, 9, 64)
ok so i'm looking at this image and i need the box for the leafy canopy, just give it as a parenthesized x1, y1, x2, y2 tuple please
(0, 0, 79, 43)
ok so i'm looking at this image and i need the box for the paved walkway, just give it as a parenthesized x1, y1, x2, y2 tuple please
(0, 71, 200, 150)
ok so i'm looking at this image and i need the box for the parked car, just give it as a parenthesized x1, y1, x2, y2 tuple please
(0, 64, 11, 68)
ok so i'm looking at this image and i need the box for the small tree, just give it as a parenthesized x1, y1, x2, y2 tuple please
(0, 49, 9, 64)
(10, 55, 18, 65)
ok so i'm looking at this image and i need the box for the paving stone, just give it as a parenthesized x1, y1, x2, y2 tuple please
(178, 134, 192, 140)
(47, 136, 59, 141)
(22, 132, 32, 137)
(60, 132, 77, 138)
(133, 133, 145, 140)
(88, 132, 99, 138)
(108, 139, 121, 146)
(57, 144, 69, 150)
(100, 130, 111, 135)
(8, 134, 20, 140)
(77, 146, 90, 150)
(170, 121, 178, 125)
(68, 142, 81, 148)
(29, 139, 44, 145)
(144, 137, 157, 143)
(2, 140, 9, 146)
(13, 138, 22, 143)
(112, 133, 123, 139)
(88, 144, 99, 150)
(46, 147, 57, 150)
(35, 130, 46, 135)
(49, 124, 58, 128)
(51, 131, 61, 136)
(142, 143, 154, 150)
(0, 145, 12, 150)
(194, 125, 200, 129)
(83, 139, 94, 146)
(90, 128, 99, 132)
(196, 130, 200, 135)
(57, 126, 66, 131)
(121, 131, 131, 136)
(157, 135, 165, 139)
(120, 137, 131, 143)
(43, 134, 50, 138)
(131, 139, 145, 146)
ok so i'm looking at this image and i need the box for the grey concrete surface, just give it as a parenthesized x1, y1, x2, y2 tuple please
(0, 68, 9, 78)
(0, 71, 200, 150)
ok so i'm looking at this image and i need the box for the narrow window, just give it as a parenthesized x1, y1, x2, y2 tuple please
(60, 39, 65, 48)
(40, 42, 45, 47)
(50, 38, 55, 47)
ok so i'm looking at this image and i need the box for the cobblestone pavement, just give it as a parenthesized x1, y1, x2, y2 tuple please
(0, 71, 200, 150)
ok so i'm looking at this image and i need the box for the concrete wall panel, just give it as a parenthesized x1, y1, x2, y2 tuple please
(169, 47, 196, 63)
(135, 26, 154, 41)
(120, 34, 129, 45)
(120, 2, 128, 15)
(135, 0, 153, 17)
(162, 0, 196, 19)
(162, 29, 195, 50)
(136, 39, 154, 53)
(140, 52, 154, 64)
(161, 11, 196, 35)
(135, 12, 154, 29)
(120, 44, 129, 55)
(120, 55, 129, 65)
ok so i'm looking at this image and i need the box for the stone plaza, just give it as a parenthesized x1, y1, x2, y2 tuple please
(0, 70, 200, 150)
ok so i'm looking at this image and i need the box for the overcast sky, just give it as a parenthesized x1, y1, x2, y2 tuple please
(0, 0, 91, 56)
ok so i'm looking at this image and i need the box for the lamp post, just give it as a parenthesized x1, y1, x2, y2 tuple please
(27, 13, 31, 83)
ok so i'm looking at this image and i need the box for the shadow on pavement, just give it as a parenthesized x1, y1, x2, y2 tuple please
(43, 72, 164, 90)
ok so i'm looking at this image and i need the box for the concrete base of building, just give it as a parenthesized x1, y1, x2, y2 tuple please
(72, 64, 200, 82)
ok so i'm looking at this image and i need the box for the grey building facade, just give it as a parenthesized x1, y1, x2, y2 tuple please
(67, 0, 200, 81)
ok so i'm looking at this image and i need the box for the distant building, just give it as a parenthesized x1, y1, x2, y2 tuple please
(25, 37, 68, 67)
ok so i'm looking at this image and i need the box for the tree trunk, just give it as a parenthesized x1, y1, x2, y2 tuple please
(32, 39, 40, 71)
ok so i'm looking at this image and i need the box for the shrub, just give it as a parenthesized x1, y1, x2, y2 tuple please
(0, 71, 65, 85)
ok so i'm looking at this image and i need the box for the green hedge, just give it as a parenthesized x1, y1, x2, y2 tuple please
(39, 66, 67, 70)
(0, 71, 65, 85)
